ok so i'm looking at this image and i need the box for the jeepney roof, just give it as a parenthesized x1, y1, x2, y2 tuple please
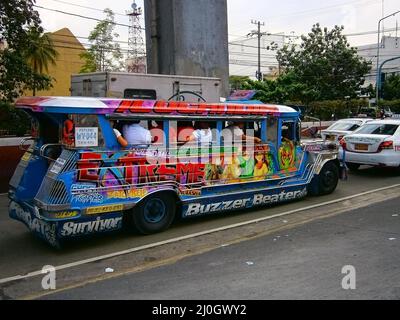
(15, 96, 300, 118)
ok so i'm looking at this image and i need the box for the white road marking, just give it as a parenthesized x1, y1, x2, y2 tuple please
(0, 183, 399, 285)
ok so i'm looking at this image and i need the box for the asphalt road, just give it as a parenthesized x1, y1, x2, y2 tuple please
(41, 195, 400, 300)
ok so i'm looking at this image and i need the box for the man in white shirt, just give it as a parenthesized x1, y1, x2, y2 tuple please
(188, 121, 212, 144)
(123, 120, 152, 146)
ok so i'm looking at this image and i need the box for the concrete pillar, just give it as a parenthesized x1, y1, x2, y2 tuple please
(144, 0, 229, 97)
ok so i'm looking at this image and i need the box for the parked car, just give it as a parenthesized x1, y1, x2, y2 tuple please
(321, 118, 373, 142)
(383, 107, 393, 118)
(357, 106, 378, 118)
(339, 119, 400, 171)
(357, 106, 393, 119)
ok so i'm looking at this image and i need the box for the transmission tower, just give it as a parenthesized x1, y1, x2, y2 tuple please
(126, 1, 146, 73)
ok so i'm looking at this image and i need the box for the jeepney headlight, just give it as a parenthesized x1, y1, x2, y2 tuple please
(34, 206, 42, 218)
(326, 142, 338, 151)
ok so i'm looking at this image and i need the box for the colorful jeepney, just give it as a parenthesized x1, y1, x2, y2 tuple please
(9, 97, 342, 247)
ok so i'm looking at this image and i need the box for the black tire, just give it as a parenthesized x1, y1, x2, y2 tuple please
(130, 193, 176, 235)
(346, 162, 360, 172)
(317, 161, 339, 195)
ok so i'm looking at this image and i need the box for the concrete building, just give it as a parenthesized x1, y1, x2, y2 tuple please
(28, 28, 86, 96)
(357, 36, 400, 87)
(144, 0, 229, 97)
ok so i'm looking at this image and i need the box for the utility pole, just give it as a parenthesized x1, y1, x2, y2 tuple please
(376, 10, 400, 102)
(250, 20, 266, 81)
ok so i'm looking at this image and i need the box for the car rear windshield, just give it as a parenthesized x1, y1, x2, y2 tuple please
(328, 121, 362, 131)
(355, 124, 399, 135)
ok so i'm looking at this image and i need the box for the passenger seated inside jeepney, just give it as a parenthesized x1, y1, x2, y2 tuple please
(177, 121, 195, 143)
(225, 121, 262, 144)
(111, 120, 128, 148)
(122, 120, 152, 147)
(149, 121, 178, 146)
(187, 121, 212, 144)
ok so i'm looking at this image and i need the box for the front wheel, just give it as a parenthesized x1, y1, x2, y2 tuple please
(130, 193, 176, 235)
(318, 161, 339, 195)
(309, 161, 339, 196)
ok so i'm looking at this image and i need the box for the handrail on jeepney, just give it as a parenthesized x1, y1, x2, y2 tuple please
(39, 143, 63, 161)
(19, 137, 34, 152)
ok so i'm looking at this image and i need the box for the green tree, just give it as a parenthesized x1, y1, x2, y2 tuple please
(0, 0, 52, 102)
(382, 74, 400, 100)
(277, 24, 371, 102)
(229, 76, 252, 91)
(80, 8, 124, 73)
(24, 27, 58, 95)
(229, 72, 310, 104)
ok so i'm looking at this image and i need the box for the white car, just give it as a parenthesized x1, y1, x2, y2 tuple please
(321, 118, 373, 142)
(339, 119, 400, 170)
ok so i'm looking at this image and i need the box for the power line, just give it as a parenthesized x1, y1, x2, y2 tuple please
(34, 4, 146, 31)
(268, 0, 378, 21)
(345, 27, 399, 37)
(43, 0, 128, 17)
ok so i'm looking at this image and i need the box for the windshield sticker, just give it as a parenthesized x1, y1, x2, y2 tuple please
(75, 127, 98, 147)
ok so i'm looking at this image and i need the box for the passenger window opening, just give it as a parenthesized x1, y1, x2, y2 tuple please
(281, 121, 297, 143)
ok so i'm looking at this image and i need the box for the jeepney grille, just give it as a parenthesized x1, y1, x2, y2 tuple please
(35, 177, 70, 205)
(59, 149, 77, 173)
(34, 149, 76, 205)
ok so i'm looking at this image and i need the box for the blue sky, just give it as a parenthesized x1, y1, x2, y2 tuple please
(35, 0, 400, 46)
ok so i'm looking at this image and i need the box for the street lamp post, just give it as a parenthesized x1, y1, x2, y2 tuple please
(376, 10, 400, 102)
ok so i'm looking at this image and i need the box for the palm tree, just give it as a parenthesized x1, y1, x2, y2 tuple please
(25, 28, 58, 95)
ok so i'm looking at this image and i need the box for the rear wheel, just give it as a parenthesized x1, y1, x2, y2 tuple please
(130, 193, 176, 235)
(346, 162, 360, 172)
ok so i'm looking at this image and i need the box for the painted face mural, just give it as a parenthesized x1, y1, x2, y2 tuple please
(254, 150, 274, 178)
(221, 155, 241, 181)
(279, 139, 296, 170)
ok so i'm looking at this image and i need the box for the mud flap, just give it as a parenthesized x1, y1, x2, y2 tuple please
(307, 174, 320, 196)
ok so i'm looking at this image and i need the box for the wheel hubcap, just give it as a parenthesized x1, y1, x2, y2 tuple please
(143, 199, 166, 223)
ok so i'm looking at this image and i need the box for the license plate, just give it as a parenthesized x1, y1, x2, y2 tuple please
(355, 144, 368, 151)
